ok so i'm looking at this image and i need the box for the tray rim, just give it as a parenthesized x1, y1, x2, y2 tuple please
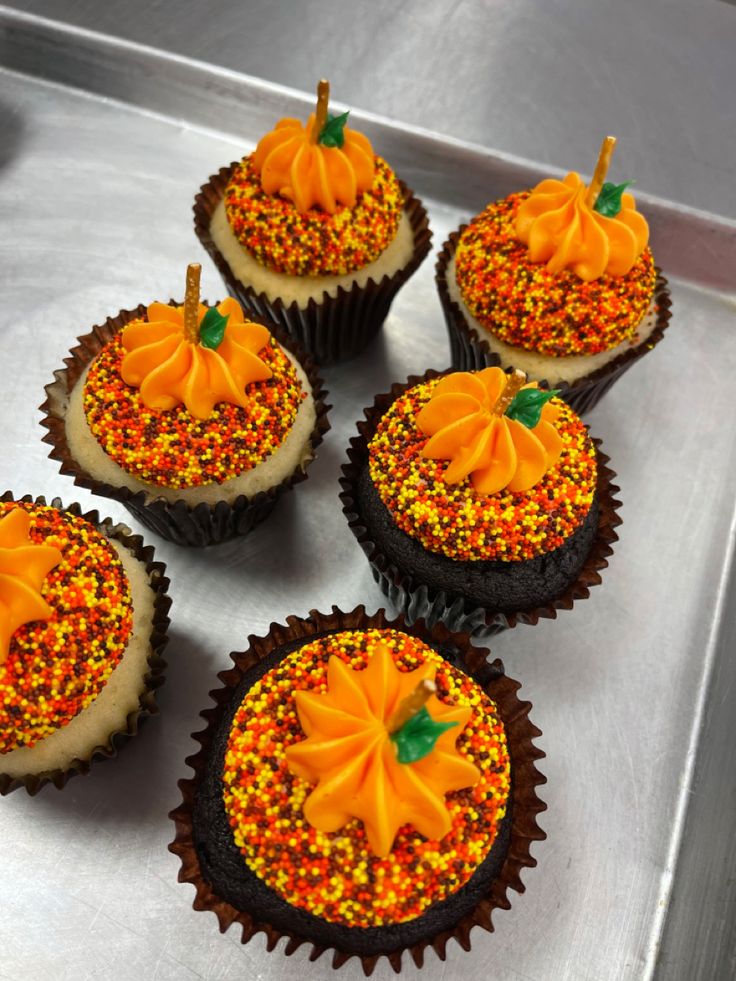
(1, 5, 735, 294)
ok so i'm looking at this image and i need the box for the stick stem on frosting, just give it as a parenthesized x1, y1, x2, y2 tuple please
(585, 135, 617, 208)
(387, 678, 437, 733)
(183, 262, 202, 344)
(310, 79, 330, 144)
(491, 368, 527, 416)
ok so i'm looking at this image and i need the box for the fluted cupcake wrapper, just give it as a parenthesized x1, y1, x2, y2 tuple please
(194, 164, 432, 365)
(0, 492, 171, 796)
(339, 370, 623, 638)
(40, 306, 331, 547)
(436, 228, 673, 415)
(168, 605, 546, 975)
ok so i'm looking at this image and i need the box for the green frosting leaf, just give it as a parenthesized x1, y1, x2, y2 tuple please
(505, 388, 560, 429)
(390, 706, 457, 764)
(593, 180, 634, 218)
(199, 307, 230, 350)
(318, 110, 350, 149)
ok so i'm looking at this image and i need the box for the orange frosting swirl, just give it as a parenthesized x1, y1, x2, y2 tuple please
(0, 509, 61, 666)
(515, 172, 649, 282)
(120, 297, 272, 421)
(252, 115, 375, 214)
(285, 642, 478, 858)
(416, 368, 563, 496)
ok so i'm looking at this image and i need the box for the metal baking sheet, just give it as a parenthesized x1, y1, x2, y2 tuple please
(1, 10, 735, 981)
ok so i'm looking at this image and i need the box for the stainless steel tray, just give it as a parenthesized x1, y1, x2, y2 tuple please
(1, 10, 735, 981)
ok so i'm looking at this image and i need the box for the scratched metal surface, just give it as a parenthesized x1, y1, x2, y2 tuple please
(0, 10, 735, 981)
(3, 0, 736, 222)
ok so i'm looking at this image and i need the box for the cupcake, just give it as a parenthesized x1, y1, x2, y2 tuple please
(340, 367, 622, 635)
(437, 137, 672, 413)
(0, 493, 170, 796)
(194, 79, 432, 363)
(41, 263, 330, 547)
(169, 606, 546, 971)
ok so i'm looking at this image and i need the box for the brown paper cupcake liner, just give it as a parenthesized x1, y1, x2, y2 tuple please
(0, 492, 171, 796)
(168, 605, 546, 975)
(193, 164, 432, 364)
(40, 306, 331, 547)
(339, 370, 623, 638)
(436, 227, 673, 415)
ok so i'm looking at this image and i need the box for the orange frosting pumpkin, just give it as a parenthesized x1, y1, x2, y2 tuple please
(251, 80, 375, 214)
(416, 368, 563, 496)
(0, 509, 61, 666)
(120, 296, 272, 421)
(515, 172, 648, 282)
(285, 642, 479, 858)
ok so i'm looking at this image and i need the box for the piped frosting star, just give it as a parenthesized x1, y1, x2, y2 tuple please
(252, 79, 375, 213)
(285, 642, 479, 857)
(416, 367, 563, 496)
(120, 264, 272, 421)
(515, 136, 648, 281)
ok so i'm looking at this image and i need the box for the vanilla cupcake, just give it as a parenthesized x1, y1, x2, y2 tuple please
(0, 494, 170, 795)
(437, 138, 671, 413)
(42, 264, 329, 546)
(195, 80, 432, 363)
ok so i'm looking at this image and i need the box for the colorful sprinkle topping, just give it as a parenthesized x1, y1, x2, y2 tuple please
(368, 378, 597, 562)
(455, 191, 656, 357)
(224, 155, 402, 277)
(0, 502, 133, 754)
(223, 629, 510, 927)
(83, 336, 305, 489)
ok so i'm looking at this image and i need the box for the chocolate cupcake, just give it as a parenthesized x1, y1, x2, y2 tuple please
(0, 493, 170, 796)
(195, 80, 432, 364)
(340, 367, 621, 635)
(437, 137, 672, 414)
(169, 606, 545, 971)
(41, 263, 330, 547)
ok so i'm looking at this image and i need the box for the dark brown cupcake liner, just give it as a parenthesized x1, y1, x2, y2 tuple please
(40, 305, 331, 547)
(0, 492, 171, 796)
(436, 227, 673, 415)
(169, 604, 546, 975)
(339, 370, 623, 638)
(193, 163, 432, 364)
